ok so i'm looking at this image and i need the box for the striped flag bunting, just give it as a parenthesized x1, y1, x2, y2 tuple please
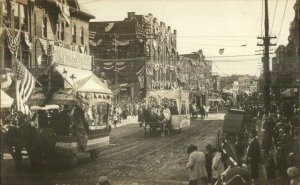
(89, 31, 96, 40)
(55, 2, 70, 25)
(4, 25, 21, 56)
(12, 57, 35, 115)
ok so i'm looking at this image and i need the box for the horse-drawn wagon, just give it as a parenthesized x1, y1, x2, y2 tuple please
(143, 89, 190, 136)
(216, 109, 252, 162)
(2, 70, 113, 168)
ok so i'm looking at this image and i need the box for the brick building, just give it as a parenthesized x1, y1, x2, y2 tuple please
(272, 0, 300, 102)
(1, 0, 96, 101)
(179, 50, 212, 93)
(1, 0, 94, 67)
(89, 12, 178, 101)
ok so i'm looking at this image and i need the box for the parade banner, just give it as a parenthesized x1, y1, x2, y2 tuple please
(52, 45, 92, 70)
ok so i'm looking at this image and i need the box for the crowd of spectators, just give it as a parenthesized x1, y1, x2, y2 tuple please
(236, 92, 300, 185)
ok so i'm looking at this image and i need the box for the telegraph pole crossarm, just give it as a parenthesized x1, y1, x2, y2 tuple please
(257, 0, 277, 114)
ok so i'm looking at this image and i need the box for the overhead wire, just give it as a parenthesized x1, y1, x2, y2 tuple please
(270, 0, 279, 34)
(277, 0, 289, 43)
(78, 0, 102, 5)
(212, 62, 228, 76)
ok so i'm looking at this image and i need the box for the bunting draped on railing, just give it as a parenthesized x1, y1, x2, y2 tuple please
(105, 23, 114, 32)
(103, 61, 127, 71)
(136, 64, 153, 76)
(115, 39, 130, 46)
(89, 38, 103, 47)
(39, 38, 52, 55)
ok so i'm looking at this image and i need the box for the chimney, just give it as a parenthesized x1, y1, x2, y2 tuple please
(128, 12, 135, 19)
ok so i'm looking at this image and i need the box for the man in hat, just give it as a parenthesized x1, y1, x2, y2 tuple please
(187, 144, 208, 185)
(96, 176, 110, 185)
(246, 129, 260, 184)
(162, 104, 171, 136)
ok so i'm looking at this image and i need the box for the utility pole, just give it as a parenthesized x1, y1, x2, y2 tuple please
(111, 33, 119, 85)
(257, 0, 276, 114)
(111, 33, 119, 103)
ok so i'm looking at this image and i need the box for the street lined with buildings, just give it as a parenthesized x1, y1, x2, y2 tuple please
(1, 0, 300, 185)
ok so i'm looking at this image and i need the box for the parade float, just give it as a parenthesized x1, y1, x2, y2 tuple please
(28, 64, 113, 167)
(143, 89, 190, 136)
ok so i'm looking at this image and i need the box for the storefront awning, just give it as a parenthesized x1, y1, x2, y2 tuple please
(1, 90, 14, 109)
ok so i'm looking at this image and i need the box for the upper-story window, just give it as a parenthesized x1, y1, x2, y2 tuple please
(13, 3, 27, 31)
(80, 27, 84, 45)
(42, 16, 47, 38)
(72, 25, 76, 43)
(57, 21, 64, 41)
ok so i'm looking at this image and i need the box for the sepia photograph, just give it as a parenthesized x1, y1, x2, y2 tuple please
(0, 0, 299, 184)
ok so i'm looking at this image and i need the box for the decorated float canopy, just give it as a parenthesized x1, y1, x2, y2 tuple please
(1, 90, 14, 109)
(145, 89, 189, 114)
(30, 65, 112, 105)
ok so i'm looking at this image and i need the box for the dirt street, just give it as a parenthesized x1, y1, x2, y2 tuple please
(1, 116, 223, 185)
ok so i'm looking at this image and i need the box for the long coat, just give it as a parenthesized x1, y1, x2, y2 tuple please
(187, 151, 208, 181)
(246, 138, 261, 178)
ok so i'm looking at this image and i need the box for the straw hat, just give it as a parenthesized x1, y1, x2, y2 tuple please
(287, 167, 300, 178)
(96, 176, 111, 185)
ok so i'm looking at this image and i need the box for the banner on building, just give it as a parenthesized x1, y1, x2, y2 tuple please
(52, 45, 92, 70)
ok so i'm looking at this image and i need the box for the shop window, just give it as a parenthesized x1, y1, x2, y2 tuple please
(72, 25, 76, 43)
(13, 3, 27, 31)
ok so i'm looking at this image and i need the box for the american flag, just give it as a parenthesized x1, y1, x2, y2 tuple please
(13, 58, 35, 115)
(4, 25, 21, 56)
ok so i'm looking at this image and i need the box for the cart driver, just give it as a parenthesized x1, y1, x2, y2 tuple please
(162, 104, 171, 132)
(163, 104, 171, 120)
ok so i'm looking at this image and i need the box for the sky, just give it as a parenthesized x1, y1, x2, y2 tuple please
(79, 0, 296, 76)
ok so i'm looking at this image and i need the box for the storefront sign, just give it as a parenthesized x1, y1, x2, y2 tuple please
(53, 45, 92, 70)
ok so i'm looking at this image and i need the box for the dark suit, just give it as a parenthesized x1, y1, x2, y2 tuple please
(246, 138, 261, 179)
